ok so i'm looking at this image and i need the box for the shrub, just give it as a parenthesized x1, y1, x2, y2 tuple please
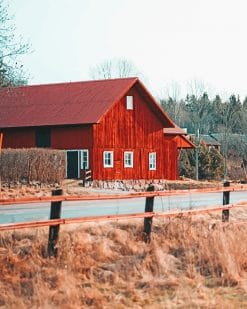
(179, 146, 224, 180)
(0, 148, 66, 184)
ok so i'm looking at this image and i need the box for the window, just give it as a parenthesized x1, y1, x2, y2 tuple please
(124, 151, 133, 168)
(35, 127, 51, 148)
(80, 149, 89, 169)
(126, 96, 133, 110)
(103, 151, 114, 168)
(149, 152, 156, 170)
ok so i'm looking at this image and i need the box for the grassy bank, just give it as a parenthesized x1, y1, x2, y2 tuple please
(0, 209, 246, 308)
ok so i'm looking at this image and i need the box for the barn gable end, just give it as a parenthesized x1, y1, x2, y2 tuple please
(92, 81, 179, 180)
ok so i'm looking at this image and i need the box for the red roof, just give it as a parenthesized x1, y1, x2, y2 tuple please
(174, 135, 195, 148)
(163, 125, 187, 135)
(0, 77, 174, 129)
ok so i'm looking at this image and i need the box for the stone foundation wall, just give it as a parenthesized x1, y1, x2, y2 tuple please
(92, 179, 220, 191)
(92, 179, 155, 191)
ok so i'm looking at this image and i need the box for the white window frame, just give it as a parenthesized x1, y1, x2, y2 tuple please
(103, 151, 114, 168)
(126, 96, 133, 110)
(124, 151, 133, 168)
(80, 149, 89, 169)
(149, 152, 156, 170)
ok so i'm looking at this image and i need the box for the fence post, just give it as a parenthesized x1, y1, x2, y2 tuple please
(47, 188, 63, 257)
(222, 181, 230, 222)
(144, 184, 155, 243)
(82, 162, 86, 187)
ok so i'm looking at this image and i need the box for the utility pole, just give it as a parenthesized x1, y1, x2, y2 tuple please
(195, 129, 199, 181)
(223, 128, 228, 181)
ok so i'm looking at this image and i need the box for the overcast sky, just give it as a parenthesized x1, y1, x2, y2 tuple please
(9, 0, 247, 99)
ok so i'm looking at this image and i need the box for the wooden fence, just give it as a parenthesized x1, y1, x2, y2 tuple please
(1, 184, 247, 206)
(0, 183, 247, 257)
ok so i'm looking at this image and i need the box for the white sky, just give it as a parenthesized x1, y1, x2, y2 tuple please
(8, 0, 247, 100)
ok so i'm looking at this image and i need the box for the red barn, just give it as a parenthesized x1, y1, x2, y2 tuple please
(0, 78, 193, 181)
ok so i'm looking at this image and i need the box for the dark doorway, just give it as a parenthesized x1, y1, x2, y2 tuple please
(35, 127, 51, 148)
(67, 151, 79, 178)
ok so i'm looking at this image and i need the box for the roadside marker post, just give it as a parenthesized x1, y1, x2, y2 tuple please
(47, 188, 63, 257)
(82, 162, 91, 187)
(222, 181, 230, 222)
(143, 184, 155, 243)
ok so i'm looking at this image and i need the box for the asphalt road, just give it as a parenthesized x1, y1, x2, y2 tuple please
(0, 191, 246, 224)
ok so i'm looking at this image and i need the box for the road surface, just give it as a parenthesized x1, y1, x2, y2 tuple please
(0, 191, 246, 224)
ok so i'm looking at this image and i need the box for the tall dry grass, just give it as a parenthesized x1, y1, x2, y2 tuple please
(0, 211, 247, 308)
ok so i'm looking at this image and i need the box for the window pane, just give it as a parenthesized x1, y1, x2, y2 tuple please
(81, 150, 89, 169)
(124, 151, 133, 167)
(149, 152, 156, 170)
(126, 96, 133, 110)
(103, 151, 113, 167)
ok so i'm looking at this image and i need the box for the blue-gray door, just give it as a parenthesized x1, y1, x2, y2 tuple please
(67, 151, 79, 178)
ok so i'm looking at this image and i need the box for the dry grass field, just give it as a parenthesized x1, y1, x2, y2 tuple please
(0, 208, 246, 308)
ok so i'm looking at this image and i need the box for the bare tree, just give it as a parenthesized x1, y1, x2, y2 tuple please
(165, 80, 181, 102)
(89, 60, 113, 79)
(116, 58, 140, 78)
(186, 78, 215, 100)
(186, 79, 205, 99)
(159, 81, 187, 126)
(0, 0, 29, 86)
(89, 58, 142, 80)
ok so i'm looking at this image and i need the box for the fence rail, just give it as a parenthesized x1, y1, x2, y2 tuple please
(1, 184, 247, 206)
(0, 202, 246, 233)
(0, 183, 246, 256)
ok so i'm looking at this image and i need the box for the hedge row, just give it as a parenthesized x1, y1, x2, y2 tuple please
(0, 148, 66, 184)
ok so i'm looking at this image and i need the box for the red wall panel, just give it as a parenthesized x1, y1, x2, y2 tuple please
(2, 125, 93, 150)
(2, 128, 35, 148)
(51, 125, 93, 149)
(92, 85, 179, 180)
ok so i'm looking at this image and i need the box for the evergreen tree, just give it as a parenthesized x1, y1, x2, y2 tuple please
(179, 149, 195, 179)
(243, 97, 247, 110)
(242, 97, 247, 134)
(184, 92, 210, 134)
(227, 95, 242, 132)
(210, 95, 223, 132)
(179, 145, 224, 180)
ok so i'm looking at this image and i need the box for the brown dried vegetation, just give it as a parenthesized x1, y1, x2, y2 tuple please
(0, 211, 247, 308)
(0, 148, 65, 185)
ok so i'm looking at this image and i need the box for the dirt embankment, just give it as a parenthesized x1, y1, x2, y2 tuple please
(0, 209, 246, 308)
(0, 179, 223, 199)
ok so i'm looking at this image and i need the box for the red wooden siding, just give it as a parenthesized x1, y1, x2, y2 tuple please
(51, 125, 93, 149)
(92, 85, 178, 180)
(163, 139, 178, 180)
(2, 128, 35, 148)
(0, 132, 3, 150)
(3, 125, 93, 152)
(52, 125, 94, 172)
